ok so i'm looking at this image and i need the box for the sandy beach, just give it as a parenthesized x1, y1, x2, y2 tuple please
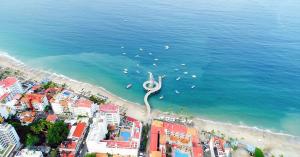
(1, 53, 300, 157)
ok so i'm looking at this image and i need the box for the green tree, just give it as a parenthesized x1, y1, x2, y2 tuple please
(85, 153, 96, 157)
(50, 149, 58, 157)
(89, 95, 106, 104)
(46, 121, 69, 147)
(255, 147, 264, 157)
(25, 133, 39, 147)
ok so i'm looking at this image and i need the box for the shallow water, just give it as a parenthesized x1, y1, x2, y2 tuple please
(0, 0, 300, 135)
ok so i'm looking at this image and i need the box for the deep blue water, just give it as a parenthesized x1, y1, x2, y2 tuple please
(0, 0, 300, 135)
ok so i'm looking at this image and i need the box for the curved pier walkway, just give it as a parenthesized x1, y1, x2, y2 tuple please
(143, 75, 162, 121)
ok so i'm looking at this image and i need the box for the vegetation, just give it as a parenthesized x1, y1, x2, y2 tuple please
(0, 68, 12, 79)
(139, 123, 150, 152)
(25, 133, 39, 147)
(46, 121, 69, 147)
(49, 149, 58, 157)
(89, 95, 106, 104)
(6, 119, 31, 143)
(42, 81, 59, 89)
(255, 147, 264, 157)
(85, 153, 96, 157)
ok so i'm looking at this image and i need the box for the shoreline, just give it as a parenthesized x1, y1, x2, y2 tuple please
(1, 52, 300, 156)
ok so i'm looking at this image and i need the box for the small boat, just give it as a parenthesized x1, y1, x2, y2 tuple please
(154, 58, 159, 61)
(134, 54, 140, 58)
(165, 45, 170, 49)
(136, 70, 140, 74)
(191, 85, 196, 89)
(139, 48, 143, 51)
(181, 63, 186, 66)
(183, 71, 188, 74)
(123, 71, 128, 74)
(175, 90, 180, 94)
(192, 75, 197, 78)
(148, 52, 152, 55)
(161, 75, 166, 79)
(176, 77, 181, 81)
(174, 68, 179, 71)
(126, 84, 132, 89)
(159, 96, 164, 100)
(122, 52, 126, 55)
(121, 46, 124, 49)
(153, 63, 157, 66)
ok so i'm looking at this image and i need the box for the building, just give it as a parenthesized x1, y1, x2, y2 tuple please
(46, 114, 58, 123)
(20, 94, 49, 111)
(86, 112, 142, 156)
(15, 149, 43, 157)
(0, 77, 24, 103)
(99, 104, 120, 126)
(0, 123, 20, 157)
(50, 90, 78, 115)
(59, 122, 87, 157)
(18, 111, 36, 125)
(149, 120, 203, 157)
(70, 98, 97, 118)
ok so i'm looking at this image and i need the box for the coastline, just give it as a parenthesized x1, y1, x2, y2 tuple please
(1, 52, 300, 156)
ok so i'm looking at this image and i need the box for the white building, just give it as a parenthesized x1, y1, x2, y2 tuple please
(70, 98, 97, 118)
(50, 90, 78, 115)
(0, 124, 20, 157)
(0, 77, 24, 103)
(86, 110, 142, 156)
(99, 104, 120, 126)
(15, 149, 43, 157)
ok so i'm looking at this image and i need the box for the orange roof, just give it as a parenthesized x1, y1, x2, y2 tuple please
(99, 104, 118, 113)
(46, 114, 58, 122)
(0, 77, 17, 88)
(21, 94, 45, 104)
(59, 141, 78, 150)
(60, 153, 75, 157)
(72, 122, 86, 138)
(150, 151, 162, 157)
(75, 98, 93, 108)
(193, 146, 204, 157)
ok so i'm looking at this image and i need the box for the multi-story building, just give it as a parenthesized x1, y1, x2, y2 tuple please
(86, 110, 142, 156)
(70, 98, 97, 118)
(0, 123, 20, 157)
(99, 104, 120, 126)
(50, 90, 78, 115)
(0, 77, 24, 103)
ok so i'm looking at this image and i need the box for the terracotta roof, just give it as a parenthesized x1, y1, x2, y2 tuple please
(75, 98, 93, 108)
(21, 94, 45, 104)
(46, 114, 58, 122)
(59, 141, 78, 150)
(0, 77, 17, 88)
(72, 122, 86, 138)
(60, 153, 75, 157)
(150, 151, 162, 157)
(193, 146, 204, 157)
(99, 104, 118, 113)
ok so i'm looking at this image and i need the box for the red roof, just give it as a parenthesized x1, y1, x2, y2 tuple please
(0, 77, 17, 88)
(60, 153, 75, 157)
(163, 122, 187, 133)
(59, 141, 78, 150)
(75, 98, 93, 108)
(99, 104, 118, 113)
(0, 93, 9, 101)
(46, 114, 58, 122)
(72, 122, 86, 138)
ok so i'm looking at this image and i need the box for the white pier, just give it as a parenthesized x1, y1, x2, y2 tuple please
(143, 72, 162, 120)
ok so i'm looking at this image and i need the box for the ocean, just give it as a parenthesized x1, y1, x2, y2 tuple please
(0, 0, 300, 135)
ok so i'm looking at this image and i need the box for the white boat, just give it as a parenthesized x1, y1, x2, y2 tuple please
(122, 52, 126, 55)
(159, 96, 164, 100)
(176, 77, 181, 81)
(153, 63, 157, 66)
(148, 52, 152, 55)
(181, 63, 186, 66)
(162, 75, 166, 79)
(139, 48, 143, 51)
(121, 46, 124, 49)
(126, 84, 132, 89)
(191, 85, 196, 89)
(134, 54, 140, 58)
(123, 71, 128, 74)
(175, 90, 180, 94)
(192, 75, 197, 78)
(183, 71, 188, 74)
(136, 70, 140, 74)
(165, 45, 170, 49)
(154, 58, 159, 61)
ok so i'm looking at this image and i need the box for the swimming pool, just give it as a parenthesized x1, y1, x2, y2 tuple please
(120, 131, 131, 141)
(174, 149, 189, 157)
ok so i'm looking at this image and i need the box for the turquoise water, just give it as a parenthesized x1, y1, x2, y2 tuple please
(120, 131, 131, 141)
(0, 0, 300, 135)
(175, 149, 189, 157)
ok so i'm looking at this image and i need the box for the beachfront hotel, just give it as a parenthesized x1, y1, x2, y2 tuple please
(86, 104, 142, 156)
(149, 120, 203, 157)
(0, 123, 20, 157)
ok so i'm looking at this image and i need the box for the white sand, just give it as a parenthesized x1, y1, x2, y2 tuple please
(1, 53, 299, 157)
